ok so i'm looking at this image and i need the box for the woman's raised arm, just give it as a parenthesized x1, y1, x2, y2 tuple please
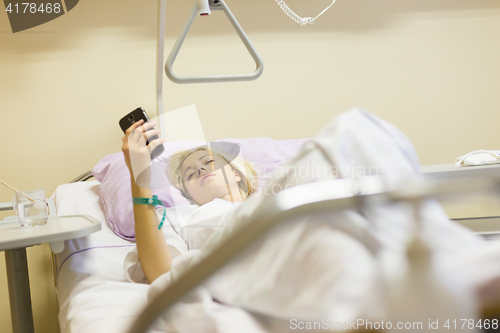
(122, 119, 170, 284)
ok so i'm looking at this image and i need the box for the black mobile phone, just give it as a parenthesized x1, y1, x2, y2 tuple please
(119, 107, 165, 160)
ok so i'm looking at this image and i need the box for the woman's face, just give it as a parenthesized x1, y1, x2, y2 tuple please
(180, 150, 243, 206)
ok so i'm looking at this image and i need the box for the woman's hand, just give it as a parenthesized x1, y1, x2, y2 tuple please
(122, 119, 165, 182)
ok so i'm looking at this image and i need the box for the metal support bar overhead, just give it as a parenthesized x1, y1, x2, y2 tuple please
(165, 0, 264, 84)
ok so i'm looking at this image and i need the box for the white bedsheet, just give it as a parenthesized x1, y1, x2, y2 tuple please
(53, 179, 500, 333)
(52, 181, 152, 333)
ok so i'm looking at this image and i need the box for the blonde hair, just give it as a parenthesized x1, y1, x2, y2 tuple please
(167, 146, 259, 204)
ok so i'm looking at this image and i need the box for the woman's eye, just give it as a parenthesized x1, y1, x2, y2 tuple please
(188, 173, 194, 180)
(205, 160, 214, 165)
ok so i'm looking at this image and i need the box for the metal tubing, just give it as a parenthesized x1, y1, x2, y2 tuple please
(5, 248, 34, 333)
(156, 0, 167, 127)
(128, 176, 500, 333)
(0, 201, 14, 211)
(165, 0, 263, 83)
(70, 171, 94, 183)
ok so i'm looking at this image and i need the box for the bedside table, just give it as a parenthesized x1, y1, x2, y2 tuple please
(0, 198, 101, 333)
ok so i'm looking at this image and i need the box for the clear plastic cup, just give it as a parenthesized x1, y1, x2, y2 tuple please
(12, 189, 48, 227)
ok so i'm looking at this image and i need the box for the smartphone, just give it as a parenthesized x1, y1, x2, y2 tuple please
(119, 107, 165, 160)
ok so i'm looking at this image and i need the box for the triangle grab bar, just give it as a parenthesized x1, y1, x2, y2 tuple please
(165, 0, 264, 84)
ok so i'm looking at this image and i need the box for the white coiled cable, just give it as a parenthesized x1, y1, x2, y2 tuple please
(275, 0, 337, 26)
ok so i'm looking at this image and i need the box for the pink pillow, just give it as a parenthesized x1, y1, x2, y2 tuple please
(92, 138, 308, 241)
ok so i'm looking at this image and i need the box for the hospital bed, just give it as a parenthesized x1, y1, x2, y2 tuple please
(52, 0, 500, 330)
(51, 160, 500, 333)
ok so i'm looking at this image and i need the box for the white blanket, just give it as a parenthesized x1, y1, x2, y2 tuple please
(125, 109, 500, 333)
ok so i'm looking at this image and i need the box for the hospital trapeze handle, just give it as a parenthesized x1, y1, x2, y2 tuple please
(127, 176, 499, 333)
(165, 0, 264, 84)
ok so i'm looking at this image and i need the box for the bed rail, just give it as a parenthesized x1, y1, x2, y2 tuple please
(128, 176, 499, 333)
(70, 171, 94, 183)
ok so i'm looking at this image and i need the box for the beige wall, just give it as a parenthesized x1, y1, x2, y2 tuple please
(1, 0, 499, 332)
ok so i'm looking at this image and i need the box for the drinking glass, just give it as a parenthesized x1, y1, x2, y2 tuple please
(12, 189, 48, 227)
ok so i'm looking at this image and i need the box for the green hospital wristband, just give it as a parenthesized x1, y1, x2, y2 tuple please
(132, 195, 166, 230)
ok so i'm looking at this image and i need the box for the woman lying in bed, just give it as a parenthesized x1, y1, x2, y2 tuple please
(122, 119, 260, 284)
(122, 110, 500, 331)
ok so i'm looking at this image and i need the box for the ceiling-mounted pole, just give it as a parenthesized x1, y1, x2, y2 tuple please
(156, 0, 167, 132)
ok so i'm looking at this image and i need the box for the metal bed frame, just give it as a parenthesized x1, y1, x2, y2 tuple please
(70, 171, 94, 183)
(124, 175, 500, 333)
